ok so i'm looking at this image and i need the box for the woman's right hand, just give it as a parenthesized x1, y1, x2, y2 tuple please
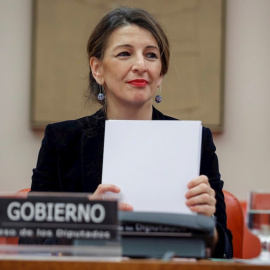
(91, 184, 133, 211)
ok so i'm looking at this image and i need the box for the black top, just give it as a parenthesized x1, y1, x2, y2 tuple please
(31, 107, 233, 258)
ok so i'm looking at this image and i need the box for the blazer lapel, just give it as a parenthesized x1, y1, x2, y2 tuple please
(79, 110, 105, 193)
(152, 106, 177, 120)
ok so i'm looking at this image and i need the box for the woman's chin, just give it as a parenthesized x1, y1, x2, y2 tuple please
(108, 94, 153, 108)
(126, 94, 153, 106)
(127, 98, 152, 107)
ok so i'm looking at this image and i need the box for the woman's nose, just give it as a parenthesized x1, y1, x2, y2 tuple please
(132, 56, 147, 73)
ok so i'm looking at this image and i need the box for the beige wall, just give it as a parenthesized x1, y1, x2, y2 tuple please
(214, 0, 270, 200)
(0, 0, 270, 200)
(0, 0, 43, 192)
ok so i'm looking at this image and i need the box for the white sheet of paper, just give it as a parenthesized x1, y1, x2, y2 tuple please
(102, 120, 202, 214)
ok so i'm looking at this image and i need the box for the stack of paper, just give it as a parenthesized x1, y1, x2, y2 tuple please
(102, 120, 202, 214)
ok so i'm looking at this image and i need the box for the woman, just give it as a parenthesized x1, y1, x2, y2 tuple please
(31, 7, 232, 258)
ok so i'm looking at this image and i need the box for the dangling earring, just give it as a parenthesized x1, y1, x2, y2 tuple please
(155, 86, 162, 103)
(97, 84, 105, 101)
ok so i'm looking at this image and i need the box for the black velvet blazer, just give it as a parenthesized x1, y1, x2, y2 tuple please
(31, 107, 233, 258)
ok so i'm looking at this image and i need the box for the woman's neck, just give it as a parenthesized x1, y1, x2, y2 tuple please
(106, 102, 153, 120)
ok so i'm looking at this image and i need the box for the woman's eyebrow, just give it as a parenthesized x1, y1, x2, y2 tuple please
(113, 44, 159, 50)
(145, 45, 159, 50)
(113, 44, 133, 50)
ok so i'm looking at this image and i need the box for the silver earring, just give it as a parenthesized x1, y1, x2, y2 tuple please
(97, 84, 105, 101)
(155, 86, 162, 103)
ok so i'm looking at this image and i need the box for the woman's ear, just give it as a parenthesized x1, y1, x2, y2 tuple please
(90, 57, 103, 84)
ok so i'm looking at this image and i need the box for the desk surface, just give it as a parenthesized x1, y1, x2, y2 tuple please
(0, 258, 270, 270)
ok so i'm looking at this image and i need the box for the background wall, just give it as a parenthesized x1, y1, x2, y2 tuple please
(0, 0, 269, 200)
(214, 0, 270, 199)
(0, 0, 43, 192)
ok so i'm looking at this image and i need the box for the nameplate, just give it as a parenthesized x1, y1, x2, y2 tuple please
(0, 194, 118, 241)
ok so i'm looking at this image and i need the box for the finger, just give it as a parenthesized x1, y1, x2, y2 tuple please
(118, 202, 133, 211)
(94, 184, 120, 195)
(186, 182, 214, 199)
(189, 204, 216, 216)
(187, 175, 209, 189)
(186, 193, 216, 207)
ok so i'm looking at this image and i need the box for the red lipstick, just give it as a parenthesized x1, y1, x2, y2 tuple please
(127, 79, 148, 87)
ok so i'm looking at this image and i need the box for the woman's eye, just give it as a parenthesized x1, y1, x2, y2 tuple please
(146, 52, 158, 59)
(117, 51, 130, 57)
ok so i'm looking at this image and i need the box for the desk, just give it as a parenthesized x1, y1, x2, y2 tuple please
(0, 258, 270, 270)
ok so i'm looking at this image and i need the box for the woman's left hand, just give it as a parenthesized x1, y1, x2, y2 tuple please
(185, 175, 216, 216)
